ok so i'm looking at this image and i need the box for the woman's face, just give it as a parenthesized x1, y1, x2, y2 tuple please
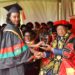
(56, 25, 67, 37)
(10, 12, 20, 26)
(24, 32, 31, 42)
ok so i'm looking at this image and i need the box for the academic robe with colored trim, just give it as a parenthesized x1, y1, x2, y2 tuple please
(0, 23, 31, 75)
(45, 33, 75, 75)
(59, 34, 75, 75)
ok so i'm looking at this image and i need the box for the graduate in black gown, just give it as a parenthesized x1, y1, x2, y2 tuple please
(0, 3, 33, 75)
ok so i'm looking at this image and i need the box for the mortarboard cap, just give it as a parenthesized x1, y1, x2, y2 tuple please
(4, 3, 22, 13)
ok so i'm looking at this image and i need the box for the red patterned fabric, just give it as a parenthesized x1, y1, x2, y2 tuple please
(59, 59, 75, 75)
(59, 34, 75, 75)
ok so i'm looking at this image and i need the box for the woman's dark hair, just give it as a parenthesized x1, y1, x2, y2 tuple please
(47, 21, 56, 32)
(41, 22, 47, 28)
(6, 13, 11, 23)
(47, 21, 54, 28)
(35, 22, 40, 28)
(26, 22, 33, 30)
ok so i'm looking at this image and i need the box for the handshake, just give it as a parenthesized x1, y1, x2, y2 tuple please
(29, 41, 53, 62)
(29, 41, 52, 50)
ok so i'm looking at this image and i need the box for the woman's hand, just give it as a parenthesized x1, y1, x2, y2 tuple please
(29, 41, 44, 48)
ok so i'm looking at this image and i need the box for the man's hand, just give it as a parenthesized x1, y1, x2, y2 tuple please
(40, 44, 53, 51)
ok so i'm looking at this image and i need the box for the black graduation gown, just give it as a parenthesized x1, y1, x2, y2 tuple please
(0, 24, 31, 75)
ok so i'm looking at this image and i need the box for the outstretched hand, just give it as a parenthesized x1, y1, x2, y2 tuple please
(40, 44, 52, 51)
(28, 41, 44, 48)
